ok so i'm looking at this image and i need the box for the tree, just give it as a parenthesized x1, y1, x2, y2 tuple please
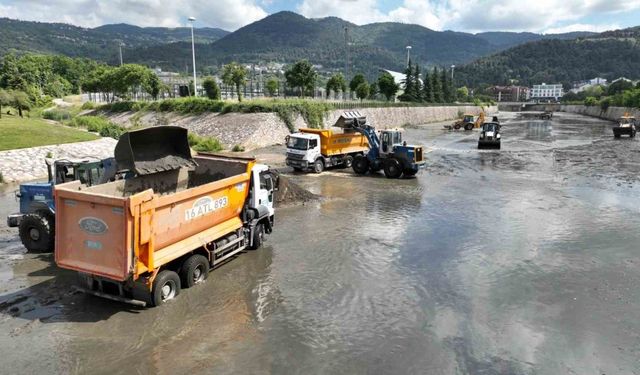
(284, 60, 317, 97)
(456, 86, 469, 102)
(349, 73, 366, 93)
(412, 65, 422, 101)
(355, 82, 370, 101)
(369, 82, 378, 99)
(265, 77, 279, 97)
(441, 68, 452, 102)
(378, 72, 399, 101)
(0, 89, 12, 119)
(607, 79, 634, 96)
(399, 62, 414, 102)
(422, 70, 433, 103)
(202, 78, 221, 100)
(326, 73, 347, 98)
(432, 67, 443, 103)
(584, 96, 597, 106)
(11, 90, 31, 118)
(222, 62, 248, 102)
(143, 72, 162, 100)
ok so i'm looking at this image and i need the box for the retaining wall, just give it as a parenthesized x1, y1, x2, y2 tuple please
(560, 105, 637, 122)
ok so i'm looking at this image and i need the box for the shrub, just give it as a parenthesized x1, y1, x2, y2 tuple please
(46, 151, 53, 158)
(231, 144, 245, 152)
(70, 115, 125, 139)
(584, 97, 598, 106)
(0, 171, 4, 184)
(42, 108, 72, 121)
(187, 133, 223, 152)
(81, 101, 96, 110)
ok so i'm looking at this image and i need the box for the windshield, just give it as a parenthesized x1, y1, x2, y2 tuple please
(483, 124, 498, 132)
(287, 137, 309, 150)
(620, 118, 634, 125)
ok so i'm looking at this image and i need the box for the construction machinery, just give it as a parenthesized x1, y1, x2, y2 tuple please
(7, 157, 117, 252)
(448, 112, 485, 130)
(333, 112, 425, 178)
(54, 127, 276, 307)
(478, 122, 502, 149)
(613, 113, 637, 138)
(285, 127, 368, 173)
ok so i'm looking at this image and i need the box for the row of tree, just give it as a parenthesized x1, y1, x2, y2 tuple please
(399, 61, 456, 103)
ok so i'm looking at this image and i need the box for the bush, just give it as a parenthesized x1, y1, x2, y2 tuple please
(0, 171, 4, 184)
(584, 97, 598, 106)
(231, 144, 245, 152)
(81, 101, 96, 110)
(42, 108, 72, 121)
(187, 133, 223, 152)
(221, 99, 331, 131)
(70, 115, 125, 139)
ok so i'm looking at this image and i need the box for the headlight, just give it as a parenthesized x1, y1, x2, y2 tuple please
(497, 134, 501, 139)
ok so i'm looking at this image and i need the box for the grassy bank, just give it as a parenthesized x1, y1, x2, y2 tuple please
(0, 114, 99, 151)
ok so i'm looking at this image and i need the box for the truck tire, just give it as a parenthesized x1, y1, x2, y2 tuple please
(464, 123, 473, 131)
(19, 213, 54, 253)
(454, 123, 461, 130)
(313, 159, 324, 174)
(352, 155, 369, 175)
(404, 169, 418, 177)
(383, 158, 403, 179)
(151, 270, 181, 307)
(180, 254, 209, 288)
(343, 155, 354, 168)
(249, 223, 264, 250)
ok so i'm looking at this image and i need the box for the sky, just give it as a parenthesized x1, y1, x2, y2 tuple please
(0, 0, 639, 34)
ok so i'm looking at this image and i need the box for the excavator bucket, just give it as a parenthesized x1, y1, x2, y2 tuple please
(114, 126, 197, 175)
(333, 111, 367, 129)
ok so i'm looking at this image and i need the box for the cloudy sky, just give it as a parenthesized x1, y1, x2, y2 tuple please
(0, 0, 639, 33)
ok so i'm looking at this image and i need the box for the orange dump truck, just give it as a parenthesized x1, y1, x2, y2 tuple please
(285, 126, 368, 173)
(54, 127, 276, 306)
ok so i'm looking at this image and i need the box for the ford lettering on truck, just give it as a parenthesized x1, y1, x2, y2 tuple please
(185, 196, 228, 221)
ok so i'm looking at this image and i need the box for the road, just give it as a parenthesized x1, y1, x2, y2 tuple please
(0, 111, 639, 374)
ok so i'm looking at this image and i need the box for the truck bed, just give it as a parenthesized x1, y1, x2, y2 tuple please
(55, 154, 255, 282)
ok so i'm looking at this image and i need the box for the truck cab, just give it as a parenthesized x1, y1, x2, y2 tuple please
(7, 158, 116, 252)
(286, 133, 321, 172)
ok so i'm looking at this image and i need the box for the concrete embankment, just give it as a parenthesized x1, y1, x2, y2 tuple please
(560, 105, 636, 122)
(104, 105, 495, 150)
(0, 138, 117, 182)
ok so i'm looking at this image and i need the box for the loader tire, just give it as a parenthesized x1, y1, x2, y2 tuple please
(383, 158, 403, 179)
(180, 254, 209, 288)
(464, 123, 474, 131)
(151, 270, 181, 307)
(19, 213, 54, 253)
(352, 155, 369, 175)
(454, 123, 461, 130)
(403, 169, 418, 177)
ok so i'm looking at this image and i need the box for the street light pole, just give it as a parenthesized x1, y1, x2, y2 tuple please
(119, 42, 125, 66)
(451, 65, 455, 81)
(406, 46, 412, 67)
(188, 17, 197, 97)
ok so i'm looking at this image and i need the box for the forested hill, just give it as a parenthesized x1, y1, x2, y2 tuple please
(0, 18, 228, 64)
(455, 33, 640, 88)
(1, 12, 597, 77)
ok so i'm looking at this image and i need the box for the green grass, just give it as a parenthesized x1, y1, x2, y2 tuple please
(0, 114, 99, 151)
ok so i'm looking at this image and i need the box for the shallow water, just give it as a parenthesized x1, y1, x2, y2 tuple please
(1, 112, 639, 374)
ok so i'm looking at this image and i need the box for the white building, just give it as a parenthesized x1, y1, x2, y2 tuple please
(531, 83, 564, 100)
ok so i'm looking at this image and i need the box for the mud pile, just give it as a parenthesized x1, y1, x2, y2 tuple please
(273, 171, 319, 207)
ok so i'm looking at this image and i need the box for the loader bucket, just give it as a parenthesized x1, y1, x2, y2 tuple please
(115, 126, 197, 175)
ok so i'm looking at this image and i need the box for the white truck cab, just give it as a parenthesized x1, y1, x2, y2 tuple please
(286, 133, 322, 171)
(250, 164, 276, 219)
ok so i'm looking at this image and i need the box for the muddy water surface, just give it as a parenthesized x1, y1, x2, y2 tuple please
(0, 112, 639, 374)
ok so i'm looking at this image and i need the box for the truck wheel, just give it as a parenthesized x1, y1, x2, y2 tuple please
(313, 159, 324, 174)
(180, 254, 209, 288)
(151, 270, 181, 307)
(249, 223, 264, 250)
(404, 169, 418, 177)
(464, 123, 473, 131)
(19, 214, 54, 253)
(383, 158, 403, 179)
(352, 155, 369, 175)
(454, 123, 461, 130)
(343, 155, 354, 168)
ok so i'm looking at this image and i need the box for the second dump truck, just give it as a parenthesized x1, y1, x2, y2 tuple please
(54, 127, 276, 307)
(286, 125, 368, 173)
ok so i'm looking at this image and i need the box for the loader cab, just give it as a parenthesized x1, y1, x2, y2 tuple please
(47, 158, 115, 186)
(380, 130, 403, 155)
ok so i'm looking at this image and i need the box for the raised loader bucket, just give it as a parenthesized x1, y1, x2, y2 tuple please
(115, 126, 197, 175)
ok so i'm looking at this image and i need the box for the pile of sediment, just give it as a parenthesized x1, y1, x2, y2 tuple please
(273, 172, 319, 207)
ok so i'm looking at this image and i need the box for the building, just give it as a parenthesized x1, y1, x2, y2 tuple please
(531, 83, 564, 101)
(486, 86, 530, 102)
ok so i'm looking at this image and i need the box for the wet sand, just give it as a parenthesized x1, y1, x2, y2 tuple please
(0, 112, 639, 374)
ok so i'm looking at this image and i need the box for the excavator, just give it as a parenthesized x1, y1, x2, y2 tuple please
(447, 111, 485, 131)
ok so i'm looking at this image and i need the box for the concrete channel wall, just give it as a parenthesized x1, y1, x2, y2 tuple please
(560, 105, 637, 122)
(105, 105, 496, 150)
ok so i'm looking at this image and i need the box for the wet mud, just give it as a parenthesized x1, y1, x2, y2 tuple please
(0, 112, 639, 374)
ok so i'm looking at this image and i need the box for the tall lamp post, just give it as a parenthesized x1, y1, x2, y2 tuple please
(118, 42, 125, 66)
(406, 45, 412, 67)
(451, 65, 455, 80)
(188, 16, 197, 97)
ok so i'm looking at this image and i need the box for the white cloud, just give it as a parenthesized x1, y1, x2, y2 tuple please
(0, 0, 268, 30)
(297, 0, 640, 32)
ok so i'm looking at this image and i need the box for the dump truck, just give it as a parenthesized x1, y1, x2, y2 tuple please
(7, 157, 117, 252)
(613, 114, 637, 138)
(285, 126, 368, 173)
(54, 127, 276, 307)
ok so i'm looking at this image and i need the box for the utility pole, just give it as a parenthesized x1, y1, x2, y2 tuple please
(188, 17, 197, 97)
(406, 46, 412, 67)
(451, 65, 455, 81)
(344, 26, 350, 83)
(119, 42, 125, 66)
